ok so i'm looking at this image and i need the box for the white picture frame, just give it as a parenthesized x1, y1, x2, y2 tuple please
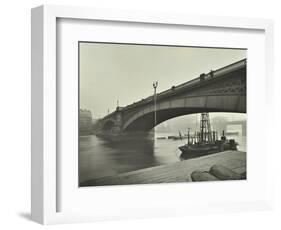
(31, 5, 274, 225)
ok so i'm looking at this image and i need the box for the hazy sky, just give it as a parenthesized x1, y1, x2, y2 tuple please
(79, 42, 246, 119)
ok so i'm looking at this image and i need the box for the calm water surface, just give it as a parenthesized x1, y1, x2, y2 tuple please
(79, 133, 246, 183)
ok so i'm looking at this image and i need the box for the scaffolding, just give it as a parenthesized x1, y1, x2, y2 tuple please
(199, 112, 213, 142)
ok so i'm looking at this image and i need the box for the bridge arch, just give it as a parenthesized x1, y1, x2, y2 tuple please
(97, 59, 246, 133)
(102, 119, 116, 131)
(123, 94, 246, 132)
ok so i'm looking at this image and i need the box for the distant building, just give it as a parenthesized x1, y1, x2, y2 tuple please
(79, 109, 93, 135)
(226, 120, 246, 136)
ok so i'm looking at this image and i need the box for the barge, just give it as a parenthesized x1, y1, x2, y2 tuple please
(179, 113, 238, 160)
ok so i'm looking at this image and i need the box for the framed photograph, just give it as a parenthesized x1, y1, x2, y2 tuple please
(31, 5, 274, 224)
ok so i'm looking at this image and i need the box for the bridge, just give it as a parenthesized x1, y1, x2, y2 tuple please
(96, 59, 246, 134)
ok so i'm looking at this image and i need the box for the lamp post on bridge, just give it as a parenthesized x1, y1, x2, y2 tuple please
(153, 81, 158, 130)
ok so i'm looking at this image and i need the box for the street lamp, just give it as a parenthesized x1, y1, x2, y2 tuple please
(153, 81, 158, 129)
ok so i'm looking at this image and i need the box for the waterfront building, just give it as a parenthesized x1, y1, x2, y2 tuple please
(79, 109, 93, 135)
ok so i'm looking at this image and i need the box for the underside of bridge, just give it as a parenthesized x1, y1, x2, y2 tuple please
(124, 107, 244, 132)
(123, 92, 246, 132)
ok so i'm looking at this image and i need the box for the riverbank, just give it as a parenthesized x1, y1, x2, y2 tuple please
(80, 150, 246, 186)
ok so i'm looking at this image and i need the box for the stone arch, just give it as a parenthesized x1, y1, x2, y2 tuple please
(102, 119, 115, 131)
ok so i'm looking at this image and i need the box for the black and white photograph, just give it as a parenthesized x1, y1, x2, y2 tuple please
(78, 42, 247, 186)
(1, 0, 277, 227)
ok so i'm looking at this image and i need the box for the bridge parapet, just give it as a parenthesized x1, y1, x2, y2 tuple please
(120, 58, 246, 112)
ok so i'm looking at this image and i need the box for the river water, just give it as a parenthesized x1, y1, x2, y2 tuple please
(79, 132, 246, 184)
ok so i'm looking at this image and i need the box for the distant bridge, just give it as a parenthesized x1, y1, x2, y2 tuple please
(96, 59, 246, 133)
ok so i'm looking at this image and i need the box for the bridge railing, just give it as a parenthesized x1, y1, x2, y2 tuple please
(112, 58, 246, 113)
(212, 58, 246, 78)
(156, 59, 246, 96)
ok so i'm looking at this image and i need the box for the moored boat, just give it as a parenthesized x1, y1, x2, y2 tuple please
(179, 113, 238, 160)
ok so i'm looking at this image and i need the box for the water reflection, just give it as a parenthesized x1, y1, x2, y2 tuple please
(79, 133, 181, 183)
(79, 132, 246, 184)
